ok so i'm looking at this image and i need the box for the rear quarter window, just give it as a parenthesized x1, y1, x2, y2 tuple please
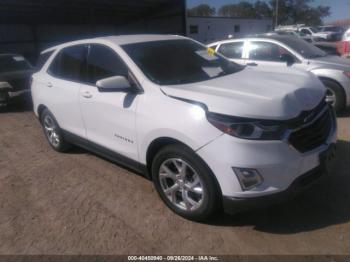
(48, 45, 87, 82)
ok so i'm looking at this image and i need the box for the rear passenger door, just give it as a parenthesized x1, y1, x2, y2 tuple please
(79, 44, 139, 161)
(217, 41, 246, 65)
(46, 45, 87, 137)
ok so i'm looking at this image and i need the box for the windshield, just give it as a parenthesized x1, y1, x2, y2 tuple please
(0, 55, 32, 73)
(278, 37, 327, 59)
(122, 39, 244, 85)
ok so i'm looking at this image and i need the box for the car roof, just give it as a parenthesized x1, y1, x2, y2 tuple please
(42, 34, 186, 54)
(208, 35, 297, 46)
(253, 35, 298, 41)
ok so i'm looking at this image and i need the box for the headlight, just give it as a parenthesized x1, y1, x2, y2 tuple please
(207, 112, 287, 140)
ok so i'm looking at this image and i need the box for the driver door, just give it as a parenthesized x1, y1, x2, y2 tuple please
(79, 44, 139, 161)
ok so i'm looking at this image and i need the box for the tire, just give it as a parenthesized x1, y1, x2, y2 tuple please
(321, 79, 345, 113)
(40, 109, 71, 152)
(151, 144, 221, 221)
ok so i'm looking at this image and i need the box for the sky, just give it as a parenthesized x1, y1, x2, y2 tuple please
(187, 0, 350, 22)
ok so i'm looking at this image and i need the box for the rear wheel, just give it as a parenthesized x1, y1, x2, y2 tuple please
(40, 109, 71, 152)
(151, 144, 221, 221)
(321, 79, 345, 113)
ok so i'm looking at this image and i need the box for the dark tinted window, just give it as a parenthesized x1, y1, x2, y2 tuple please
(86, 45, 128, 84)
(48, 45, 86, 82)
(122, 39, 243, 85)
(218, 42, 244, 59)
(0, 55, 32, 73)
(248, 41, 293, 61)
(36, 51, 54, 72)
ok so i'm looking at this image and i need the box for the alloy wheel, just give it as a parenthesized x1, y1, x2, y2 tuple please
(325, 88, 336, 106)
(159, 158, 204, 211)
(43, 115, 60, 147)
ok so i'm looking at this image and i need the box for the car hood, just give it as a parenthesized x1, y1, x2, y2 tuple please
(0, 69, 33, 81)
(309, 55, 350, 70)
(161, 68, 325, 120)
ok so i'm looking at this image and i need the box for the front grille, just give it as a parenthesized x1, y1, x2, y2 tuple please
(288, 107, 333, 153)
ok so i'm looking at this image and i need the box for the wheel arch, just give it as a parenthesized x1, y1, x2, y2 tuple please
(146, 137, 188, 175)
(145, 137, 223, 197)
(37, 104, 48, 120)
(318, 76, 346, 108)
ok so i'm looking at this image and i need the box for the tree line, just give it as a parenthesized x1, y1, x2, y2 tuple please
(187, 0, 331, 26)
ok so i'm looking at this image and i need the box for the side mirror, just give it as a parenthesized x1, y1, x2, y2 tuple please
(280, 53, 295, 66)
(96, 76, 132, 92)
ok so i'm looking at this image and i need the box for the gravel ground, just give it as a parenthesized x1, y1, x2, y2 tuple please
(1, 93, 350, 255)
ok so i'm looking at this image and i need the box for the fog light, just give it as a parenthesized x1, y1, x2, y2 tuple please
(232, 168, 263, 191)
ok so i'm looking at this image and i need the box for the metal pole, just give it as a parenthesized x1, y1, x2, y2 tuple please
(275, 0, 279, 28)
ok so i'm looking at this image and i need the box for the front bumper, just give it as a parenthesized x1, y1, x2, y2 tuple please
(197, 107, 337, 203)
(222, 164, 326, 214)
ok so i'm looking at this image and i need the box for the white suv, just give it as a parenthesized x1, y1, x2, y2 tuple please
(31, 35, 337, 221)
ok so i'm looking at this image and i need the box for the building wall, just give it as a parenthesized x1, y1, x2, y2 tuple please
(0, 1, 186, 63)
(187, 17, 273, 44)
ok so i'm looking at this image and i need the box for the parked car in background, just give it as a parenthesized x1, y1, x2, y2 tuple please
(31, 35, 336, 220)
(337, 40, 350, 58)
(208, 35, 350, 112)
(271, 30, 312, 42)
(343, 27, 350, 41)
(299, 26, 338, 42)
(318, 25, 344, 41)
(0, 54, 33, 109)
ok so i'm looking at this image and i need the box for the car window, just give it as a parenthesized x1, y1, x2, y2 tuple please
(0, 55, 32, 73)
(218, 42, 244, 59)
(248, 41, 293, 62)
(48, 45, 87, 82)
(86, 44, 128, 84)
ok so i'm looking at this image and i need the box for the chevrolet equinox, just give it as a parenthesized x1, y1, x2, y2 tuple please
(31, 35, 337, 221)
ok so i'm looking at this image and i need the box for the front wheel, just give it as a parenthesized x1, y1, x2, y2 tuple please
(151, 144, 221, 221)
(40, 109, 71, 152)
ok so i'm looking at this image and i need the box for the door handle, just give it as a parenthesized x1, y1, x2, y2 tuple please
(46, 82, 53, 88)
(82, 91, 92, 98)
(247, 62, 258, 66)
